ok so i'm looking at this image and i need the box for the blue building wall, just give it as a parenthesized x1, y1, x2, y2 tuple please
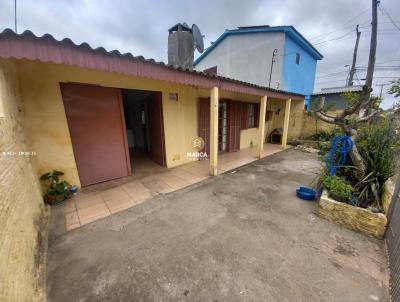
(282, 35, 317, 108)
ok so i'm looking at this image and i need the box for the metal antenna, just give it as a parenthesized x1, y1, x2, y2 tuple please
(14, 0, 17, 33)
(268, 49, 278, 88)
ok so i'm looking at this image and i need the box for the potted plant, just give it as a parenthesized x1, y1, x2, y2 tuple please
(39, 170, 71, 205)
(322, 175, 354, 203)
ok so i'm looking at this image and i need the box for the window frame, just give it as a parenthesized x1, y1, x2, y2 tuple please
(247, 103, 256, 128)
(295, 53, 301, 65)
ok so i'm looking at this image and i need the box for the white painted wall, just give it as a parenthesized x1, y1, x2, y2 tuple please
(195, 32, 285, 89)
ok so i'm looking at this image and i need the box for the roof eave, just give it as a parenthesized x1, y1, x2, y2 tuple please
(0, 28, 305, 101)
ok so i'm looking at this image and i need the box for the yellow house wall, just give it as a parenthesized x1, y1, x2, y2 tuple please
(0, 59, 45, 302)
(287, 99, 307, 140)
(240, 128, 260, 149)
(16, 60, 199, 188)
(240, 98, 305, 148)
(15, 59, 305, 189)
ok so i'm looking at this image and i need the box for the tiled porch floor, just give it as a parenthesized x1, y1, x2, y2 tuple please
(65, 143, 284, 230)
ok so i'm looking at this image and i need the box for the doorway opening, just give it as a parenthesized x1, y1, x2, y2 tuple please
(122, 89, 166, 176)
(218, 101, 228, 152)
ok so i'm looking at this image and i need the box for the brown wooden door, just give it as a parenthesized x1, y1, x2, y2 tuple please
(227, 100, 241, 152)
(147, 92, 166, 166)
(198, 98, 210, 154)
(61, 83, 131, 186)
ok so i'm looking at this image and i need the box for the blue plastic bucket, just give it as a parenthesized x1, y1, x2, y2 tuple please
(296, 187, 316, 201)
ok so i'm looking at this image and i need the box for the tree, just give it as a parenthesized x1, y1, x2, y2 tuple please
(315, 0, 379, 179)
(315, 91, 379, 179)
(388, 79, 400, 113)
(388, 79, 400, 98)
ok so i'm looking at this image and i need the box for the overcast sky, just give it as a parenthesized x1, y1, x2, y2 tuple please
(0, 0, 399, 108)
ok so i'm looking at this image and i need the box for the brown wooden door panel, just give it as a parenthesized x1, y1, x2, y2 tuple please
(198, 98, 210, 154)
(148, 92, 166, 166)
(61, 83, 131, 186)
(240, 102, 248, 130)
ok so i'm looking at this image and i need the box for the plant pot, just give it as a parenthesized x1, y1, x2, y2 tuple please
(44, 194, 67, 206)
(319, 190, 387, 239)
(328, 192, 350, 204)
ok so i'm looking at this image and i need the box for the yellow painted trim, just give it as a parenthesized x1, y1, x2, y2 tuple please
(282, 98, 292, 148)
(257, 96, 267, 158)
(210, 87, 219, 176)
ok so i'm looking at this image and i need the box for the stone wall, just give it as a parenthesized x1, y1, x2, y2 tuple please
(0, 59, 46, 302)
(299, 111, 339, 138)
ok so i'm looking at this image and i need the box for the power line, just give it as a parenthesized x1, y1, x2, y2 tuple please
(316, 75, 400, 83)
(354, 72, 362, 85)
(313, 29, 355, 46)
(314, 36, 357, 49)
(378, 3, 400, 32)
(315, 79, 349, 85)
(371, 76, 400, 79)
(309, 8, 370, 42)
(376, 59, 400, 64)
(316, 71, 348, 79)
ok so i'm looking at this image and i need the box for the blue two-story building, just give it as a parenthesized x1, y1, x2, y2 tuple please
(194, 25, 323, 108)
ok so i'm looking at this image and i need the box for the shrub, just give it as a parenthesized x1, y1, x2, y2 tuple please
(311, 130, 332, 142)
(310, 128, 345, 155)
(322, 175, 354, 203)
(354, 120, 399, 208)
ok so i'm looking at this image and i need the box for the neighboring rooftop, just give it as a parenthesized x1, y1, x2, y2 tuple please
(194, 25, 323, 66)
(313, 85, 364, 96)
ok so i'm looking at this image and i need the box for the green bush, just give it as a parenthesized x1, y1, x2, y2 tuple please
(311, 128, 345, 143)
(40, 170, 71, 204)
(311, 130, 332, 142)
(354, 120, 399, 208)
(322, 175, 354, 202)
(308, 128, 346, 155)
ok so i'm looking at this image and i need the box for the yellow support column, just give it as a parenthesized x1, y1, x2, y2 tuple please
(257, 96, 267, 158)
(210, 87, 219, 176)
(282, 98, 292, 149)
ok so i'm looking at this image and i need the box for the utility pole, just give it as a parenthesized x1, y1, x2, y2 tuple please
(377, 83, 389, 99)
(14, 0, 17, 33)
(359, 0, 379, 117)
(268, 49, 278, 88)
(347, 25, 361, 86)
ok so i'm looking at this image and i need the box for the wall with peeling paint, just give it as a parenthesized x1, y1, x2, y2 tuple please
(0, 59, 45, 302)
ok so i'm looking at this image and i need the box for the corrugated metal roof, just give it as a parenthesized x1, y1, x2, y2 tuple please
(313, 85, 363, 96)
(0, 28, 304, 100)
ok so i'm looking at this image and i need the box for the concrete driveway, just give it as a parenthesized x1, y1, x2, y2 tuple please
(47, 150, 389, 302)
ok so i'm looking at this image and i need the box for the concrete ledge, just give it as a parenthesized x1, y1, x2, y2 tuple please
(319, 190, 388, 239)
(382, 178, 395, 215)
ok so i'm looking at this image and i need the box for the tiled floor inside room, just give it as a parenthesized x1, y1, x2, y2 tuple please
(65, 143, 284, 230)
